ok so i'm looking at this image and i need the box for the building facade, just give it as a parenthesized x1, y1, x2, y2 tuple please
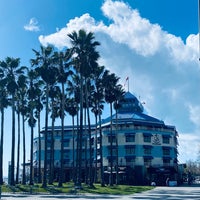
(33, 92, 179, 185)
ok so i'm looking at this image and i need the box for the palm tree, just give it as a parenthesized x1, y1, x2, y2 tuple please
(21, 103, 28, 185)
(48, 85, 61, 185)
(53, 50, 73, 187)
(34, 81, 44, 184)
(91, 65, 105, 184)
(15, 74, 28, 184)
(83, 81, 94, 186)
(103, 71, 121, 186)
(16, 100, 21, 185)
(31, 45, 58, 187)
(27, 69, 39, 185)
(113, 85, 124, 185)
(68, 29, 100, 188)
(91, 93, 104, 183)
(0, 69, 10, 185)
(0, 57, 26, 185)
(66, 76, 80, 183)
(65, 97, 79, 182)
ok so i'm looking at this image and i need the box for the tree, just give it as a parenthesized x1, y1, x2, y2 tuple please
(31, 45, 58, 187)
(68, 29, 100, 188)
(16, 74, 28, 184)
(113, 85, 124, 185)
(91, 65, 105, 185)
(48, 85, 61, 185)
(27, 69, 38, 185)
(34, 80, 44, 183)
(66, 75, 80, 183)
(53, 50, 73, 187)
(21, 103, 28, 185)
(0, 57, 26, 185)
(103, 70, 121, 186)
(65, 97, 79, 182)
(0, 66, 10, 184)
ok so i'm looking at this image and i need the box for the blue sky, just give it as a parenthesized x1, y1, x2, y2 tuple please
(0, 0, 199, 176)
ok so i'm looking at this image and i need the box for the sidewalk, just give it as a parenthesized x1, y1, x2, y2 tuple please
(2, 186, 200, 200)
(0, 193, 126, 200)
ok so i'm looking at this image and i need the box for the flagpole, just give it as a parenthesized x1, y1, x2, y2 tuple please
(198, 0, 200, 61)
(128, 77, 129, 92)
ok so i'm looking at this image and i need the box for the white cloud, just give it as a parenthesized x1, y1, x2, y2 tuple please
(39, 13, 106, 49)
(178, 133, 200, 163)
(24, 18, 40, 32)
(38, 0, 200, 162)
(187, 104, 200, 128)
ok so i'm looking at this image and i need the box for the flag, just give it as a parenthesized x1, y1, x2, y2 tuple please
(124, 76, 129, 88)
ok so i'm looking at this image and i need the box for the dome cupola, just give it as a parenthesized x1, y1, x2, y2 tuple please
(118, 92, 144, 113)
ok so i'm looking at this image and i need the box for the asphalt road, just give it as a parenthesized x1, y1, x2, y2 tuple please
(1, 186, 200, 199)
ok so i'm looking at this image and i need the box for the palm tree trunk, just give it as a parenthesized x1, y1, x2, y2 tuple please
(10, 94, 16, 186)
(22, 115, 26, 185)
(98, 105, 105, 187)
(42, 84, 49, 188)
(85, 99, 93, 187)
(109, 102, 113, 186)
(58, 83, 65, 187)
(29, 108, 34, 185)
(75, 75, 83, 189)
(84, 108, 88, 184)
(38, 112, 42, 183)
(74, 108, 79, 186)
(72, 115, 75, 182)
(49, 114, 55, 185)
(16, 110, 20, 184)
(94, 114, 98, 183)
(115, 109, 119, 185)
(0, 108, 4, 185)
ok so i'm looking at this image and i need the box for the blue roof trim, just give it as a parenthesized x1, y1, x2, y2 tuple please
(143, 133, 152, 136)
(124, 91, 137, 99)
(143, 145, 152, 148)
(125, 155, 136, 159)
(102, 112, 164, 127)
(125, 132, 136, 136)
(125, 145, 135, 148)
(162, 157, 172, 160)
(143, 156, 153, 159)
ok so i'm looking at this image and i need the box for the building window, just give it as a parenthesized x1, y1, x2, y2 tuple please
(125, 145, 135, 155)
(107, 157, 117, 164)
(97, 137, 101, 143)
(125, 157, 135, 166)
(162, 136, 170, 144)
(108, 135, 116, 143)
(143, 135, 151, 143)
(163, 148, 170, 156)
(163, 158, 170, 166)
(47, 140, 52, 148)
(63, 139, 70, 147)
(64, 159, 70, 165)
(143, 146, 152, 155)
(55, 131, 61, 137)
(125, 134, 135, 142)
(144, 158, 152, 166)
(90, 138, 94, 146)
(107, 146, 117, 156)
(97, 149, 101, 156)
(63, 149, 70, 159)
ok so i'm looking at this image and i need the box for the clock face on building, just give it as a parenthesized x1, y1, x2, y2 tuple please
(152, 134, 161, 145)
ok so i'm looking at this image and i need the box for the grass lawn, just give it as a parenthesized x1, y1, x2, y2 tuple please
(0, 183, 153, 195)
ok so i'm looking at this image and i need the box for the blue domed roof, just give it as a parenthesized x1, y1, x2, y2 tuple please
(118, 92, 144, 113)
(101, 91, 166, 128)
